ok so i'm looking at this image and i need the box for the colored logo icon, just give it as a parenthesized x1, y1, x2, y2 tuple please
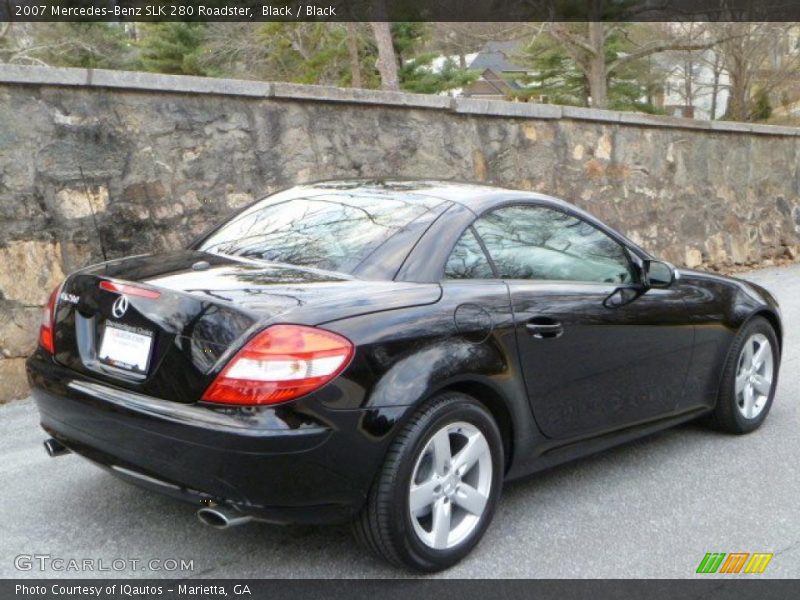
(696, 552, 773, 574)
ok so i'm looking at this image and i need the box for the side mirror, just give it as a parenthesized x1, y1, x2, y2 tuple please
(603, 285, 643, 308)
(643, 259, 676, 289)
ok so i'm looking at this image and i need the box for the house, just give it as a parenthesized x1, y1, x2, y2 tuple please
(462, 41, 530, 99)
(656, 48, 730, 120)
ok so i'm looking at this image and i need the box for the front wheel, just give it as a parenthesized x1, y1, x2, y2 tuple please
(708, 316, 780, 434)
(352, 392, 504, 572)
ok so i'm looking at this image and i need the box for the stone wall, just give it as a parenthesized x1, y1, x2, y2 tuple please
(2, 65, 800, 401)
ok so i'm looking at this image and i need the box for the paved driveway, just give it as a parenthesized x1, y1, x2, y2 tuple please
(1, 264, 798, 578)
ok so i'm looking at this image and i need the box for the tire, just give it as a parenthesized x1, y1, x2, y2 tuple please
(352, 391, 504, 572)
(707, 316, 780, 434)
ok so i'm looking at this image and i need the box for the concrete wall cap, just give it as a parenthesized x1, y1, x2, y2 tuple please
(0, 65, 798, 136)
(453, 97, 562, 118)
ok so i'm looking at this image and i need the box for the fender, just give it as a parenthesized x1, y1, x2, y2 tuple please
(322, 281, 542, 475)
(677, 270, 782, 410)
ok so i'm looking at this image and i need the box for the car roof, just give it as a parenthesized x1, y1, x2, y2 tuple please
(289, 178, 575, 215)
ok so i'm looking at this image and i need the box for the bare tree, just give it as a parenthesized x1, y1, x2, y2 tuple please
(657, 22, 723, 118)
(545, 6, 720, 109)
(345, 22, 362, 88)
(369, 22, 399, 91)
(707, 49, 725, 120)
(705, 23, 800, 121)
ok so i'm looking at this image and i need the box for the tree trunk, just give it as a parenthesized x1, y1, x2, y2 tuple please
(369, 22, 399, 91)
(587, 22, 608, 108)
(710, 62, 721, 120)
(683, 55, 694, 113)
(345, 22, 362, 88)
(727, 58, 749, 121)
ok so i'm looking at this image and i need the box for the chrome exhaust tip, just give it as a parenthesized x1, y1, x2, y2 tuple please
(196, 506, 252, 529)
(43, 438, 70, 457)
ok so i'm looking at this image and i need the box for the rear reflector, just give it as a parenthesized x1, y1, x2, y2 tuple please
(201, 324, 354, 406)
(99, 280, 161, 299)
(39, 284, 61, 354)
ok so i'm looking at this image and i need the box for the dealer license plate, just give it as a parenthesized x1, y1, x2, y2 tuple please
(98, 322, 153, 375)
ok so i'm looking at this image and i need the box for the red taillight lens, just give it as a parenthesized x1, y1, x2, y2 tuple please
(201, 324, 354, 406)
(99, 280, 161, 299)
(39, 284, 61, 354)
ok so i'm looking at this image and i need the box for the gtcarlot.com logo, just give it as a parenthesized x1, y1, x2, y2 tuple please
(696, 552, 773, 574)
(14, 554, 194, 572)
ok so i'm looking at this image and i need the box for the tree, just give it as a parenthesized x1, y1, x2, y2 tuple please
(518, 34, 589, 105)
(200, 23, 380, 88)
(706, 49, 725, 121)
(521, 23, 666, 111)
(370, 22, 400, 91)
(751, 88, 773, 120)
(390, 22, 428, 67)
(0, 22, 8, 40)
(345, 22, 363, 88)
(541, 3, 720, 109)
(0, 23, 133, 69)
(400, 54, 478, 94)
(705, 23, 800, 121)
(139, 23, 208, 76)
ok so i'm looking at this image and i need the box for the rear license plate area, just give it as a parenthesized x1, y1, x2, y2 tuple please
(98, 322, 154, 375)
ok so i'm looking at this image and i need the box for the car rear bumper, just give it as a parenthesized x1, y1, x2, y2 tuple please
(26, 350, 388, 525)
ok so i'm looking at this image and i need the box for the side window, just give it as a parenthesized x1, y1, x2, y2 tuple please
(444, 227, 495, 279)
(473, 205, 633, 284)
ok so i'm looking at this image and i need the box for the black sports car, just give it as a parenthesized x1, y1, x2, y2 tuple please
(28, 180, 782, 572)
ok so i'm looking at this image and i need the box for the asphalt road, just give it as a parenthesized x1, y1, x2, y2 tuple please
(2, 264, 799, 579)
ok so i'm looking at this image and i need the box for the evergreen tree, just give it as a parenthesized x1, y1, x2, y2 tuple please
(139, 23, 208, 76)
(390, 23, 428, 66)
(400, 54, 478, 94)
(1, 23, 133, 69)
(751, 89, 773, 121)
(516, 35, 587, 105)
(518, 24, 665, 112)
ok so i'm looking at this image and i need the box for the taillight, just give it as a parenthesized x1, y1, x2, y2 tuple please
(39, 284, 61, 354)
(201, 324, 354, 406)
(99, 280, 161, 299)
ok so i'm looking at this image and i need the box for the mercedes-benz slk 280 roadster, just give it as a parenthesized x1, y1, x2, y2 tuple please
(28, 180, 782, 571)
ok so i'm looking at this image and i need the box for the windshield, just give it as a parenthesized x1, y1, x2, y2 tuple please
(197, 192, 442, 274)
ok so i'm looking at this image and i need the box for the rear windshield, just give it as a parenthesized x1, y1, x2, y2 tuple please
(197, 193, 442, 274)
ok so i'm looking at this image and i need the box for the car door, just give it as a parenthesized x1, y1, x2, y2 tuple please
(471, 203, 695, 441)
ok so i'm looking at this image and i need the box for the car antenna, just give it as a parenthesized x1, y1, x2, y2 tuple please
(79, 166, 108, 262)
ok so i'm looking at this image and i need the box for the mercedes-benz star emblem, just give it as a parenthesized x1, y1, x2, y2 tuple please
(111, 295, 129, 319)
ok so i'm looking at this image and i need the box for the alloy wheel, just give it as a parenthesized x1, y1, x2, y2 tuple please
(408, 421, 493, 550)
(735, 333, 774, 420)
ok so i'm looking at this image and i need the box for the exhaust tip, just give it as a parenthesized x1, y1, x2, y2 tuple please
(197, 508, 230, 529)
(43, 438, 70, 457)
(197, 506, 252, 529)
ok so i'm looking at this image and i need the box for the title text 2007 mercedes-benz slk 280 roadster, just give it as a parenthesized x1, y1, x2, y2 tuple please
(28, 180, 782, 571)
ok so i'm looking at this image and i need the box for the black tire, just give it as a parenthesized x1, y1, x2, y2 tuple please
(707, 316, 780, 434)
(352, 391, 504, 572)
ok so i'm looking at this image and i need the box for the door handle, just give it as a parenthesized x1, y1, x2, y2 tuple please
(525, 319, 564, 339)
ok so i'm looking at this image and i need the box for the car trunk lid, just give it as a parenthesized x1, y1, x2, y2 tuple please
(52, 250, 440, 402)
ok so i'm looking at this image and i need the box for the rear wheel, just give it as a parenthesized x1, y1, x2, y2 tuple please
(707, 316, 779, 434)
(352, 392, 503, 572)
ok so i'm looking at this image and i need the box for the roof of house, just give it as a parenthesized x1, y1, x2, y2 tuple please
(467, 40, 528, 73)
(462, 69, 523, 96)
